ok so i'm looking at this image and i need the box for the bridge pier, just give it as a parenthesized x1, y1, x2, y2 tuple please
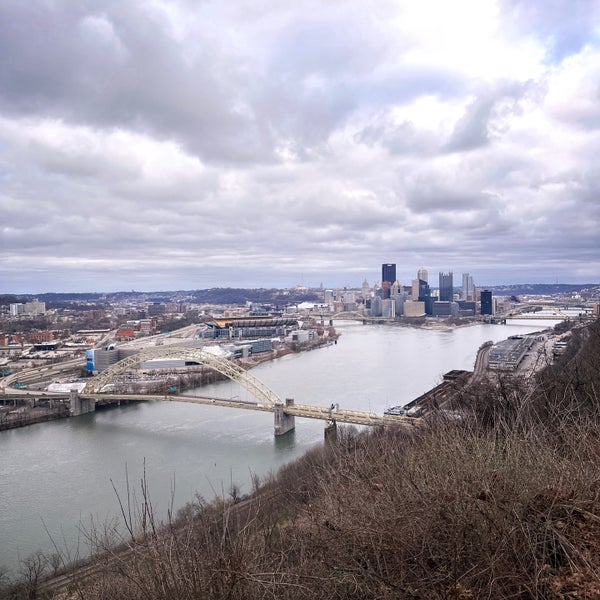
(70, 389, 95, 417)
(324, 420, 337, 444)
(274, 398, 295, 436)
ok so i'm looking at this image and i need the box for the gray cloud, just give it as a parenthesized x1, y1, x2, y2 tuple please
(0, 0, 599, 292)
(501, 0, 600, 63)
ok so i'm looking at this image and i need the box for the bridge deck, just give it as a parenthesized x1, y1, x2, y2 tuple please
(2, 390, 420, 428)
(85, 393, 419, 427)
(92, 393, 273, 412)
(286, 402, 418, 426)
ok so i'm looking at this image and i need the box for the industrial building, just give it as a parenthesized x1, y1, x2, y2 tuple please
(386, 370, 471, 417)
(488, 336, 534, 370)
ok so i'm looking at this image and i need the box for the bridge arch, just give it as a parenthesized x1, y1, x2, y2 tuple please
(82, 346, 282, 408)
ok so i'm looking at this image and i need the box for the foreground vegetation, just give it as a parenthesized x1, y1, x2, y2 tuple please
(4, 320, 600, 599)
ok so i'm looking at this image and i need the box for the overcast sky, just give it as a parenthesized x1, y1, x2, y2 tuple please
(1, 0, 599, 293)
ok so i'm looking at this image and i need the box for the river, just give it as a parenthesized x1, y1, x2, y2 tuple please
(0, 319, 556, 575)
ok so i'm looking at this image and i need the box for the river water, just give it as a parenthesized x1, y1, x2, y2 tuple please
(0, 319, 555, 574)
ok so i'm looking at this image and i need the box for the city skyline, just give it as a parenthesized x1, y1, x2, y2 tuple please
(1, 1, 599, 294)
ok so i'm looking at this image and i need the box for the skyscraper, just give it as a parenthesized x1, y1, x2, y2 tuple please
(361, 279, 371, 300)
(417, 267, 428, 283)
(480, 290, 493, 315)
(382, 263, 396, 285)
(439, 271, 454, 302)
(381, 263, 396, 299)
(417, 278, 432, 315)
(411, 278, 420, 300)
(462, 273, 474, 301)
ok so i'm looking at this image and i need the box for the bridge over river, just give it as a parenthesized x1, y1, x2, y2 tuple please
(4, 346, 418, 437)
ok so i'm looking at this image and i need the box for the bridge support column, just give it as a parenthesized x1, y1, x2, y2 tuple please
(324, 420, 337, 444)
(70, 389, 95, 417)
(274, 398, 295, 436)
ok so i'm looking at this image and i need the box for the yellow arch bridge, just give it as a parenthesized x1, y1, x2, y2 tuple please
(70, 346, 418, 437)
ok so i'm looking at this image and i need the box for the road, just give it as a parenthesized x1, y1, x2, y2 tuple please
(0, 356, 86, 396)
(472, 343, 492, 380)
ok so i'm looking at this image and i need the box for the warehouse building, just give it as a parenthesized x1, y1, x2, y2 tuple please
(488, 336, 534, 370)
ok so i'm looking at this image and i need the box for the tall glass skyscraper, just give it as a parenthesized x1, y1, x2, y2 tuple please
(480, 290, 493, 315)
(381, 263, 396, 285)
(381, 263, 396, 299)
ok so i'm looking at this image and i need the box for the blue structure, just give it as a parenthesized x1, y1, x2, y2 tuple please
(86, 349, 95, 371)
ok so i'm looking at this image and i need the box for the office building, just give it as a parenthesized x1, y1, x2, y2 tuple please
(370, 295, 383, 317)
(410, 277, 431, 314)
(411, 279, 419, 300)
(457, 300, 477, 316)
(382, 263, 396, 284)
(361, 279, 370, 300)
(417, 267, 428, 282)
(439, 272, 454, 302)
(382, 299, 396, 319)
(480, 290, 493, 315)
(462, 273, 474, 301)
(25, 299, 46, 315)
(403, 301, 426, 317)
(381, 263, 396, 298)
(9, 303, 25, 317)
(432, 301, 459, 317)
(391, 286, 407, 316)
(417, 279, 430, 300)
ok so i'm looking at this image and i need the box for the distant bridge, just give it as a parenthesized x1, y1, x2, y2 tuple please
(504, 305, 571, 320)
(313, 311, 390, 323)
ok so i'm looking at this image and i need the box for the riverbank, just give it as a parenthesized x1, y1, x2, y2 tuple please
(0, 403, 70, 431)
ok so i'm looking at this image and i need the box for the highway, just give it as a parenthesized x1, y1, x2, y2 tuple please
(0, 356, 86, 396)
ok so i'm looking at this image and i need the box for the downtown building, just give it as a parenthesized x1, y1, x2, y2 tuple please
(480, 290, 493, 315)
(462, 273, 475, 301)
(381, 263, 396, 299)
(438, 272, 454, 302)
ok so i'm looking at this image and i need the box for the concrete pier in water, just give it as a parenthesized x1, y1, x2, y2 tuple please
(69, 389, 95, 417)
(274, 397, 296, 436)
